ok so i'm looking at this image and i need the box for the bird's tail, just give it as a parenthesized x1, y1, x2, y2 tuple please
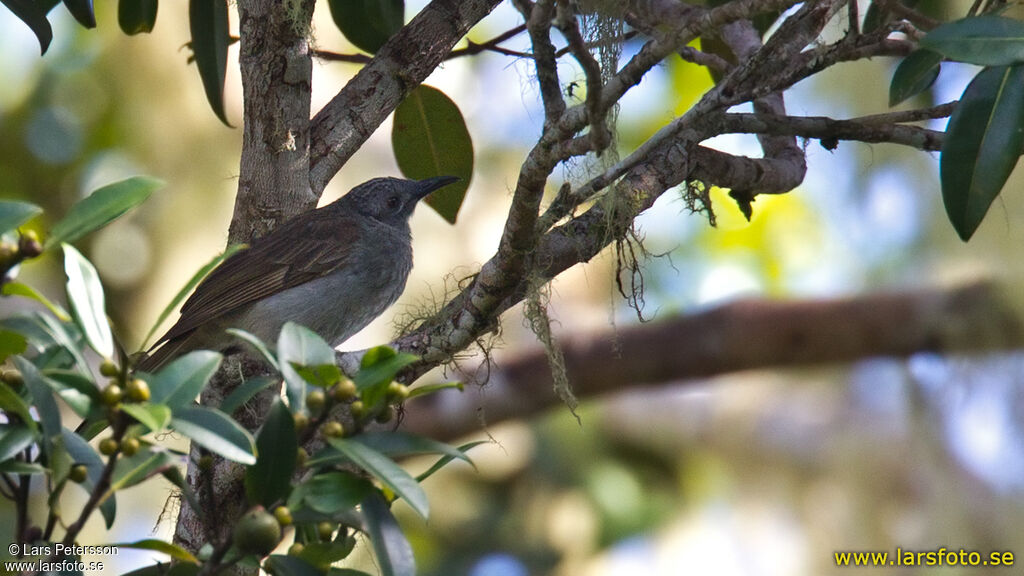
(134, 337, 191, 373)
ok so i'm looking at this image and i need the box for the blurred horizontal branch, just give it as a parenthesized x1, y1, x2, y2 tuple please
(402, 282, 1023, 440)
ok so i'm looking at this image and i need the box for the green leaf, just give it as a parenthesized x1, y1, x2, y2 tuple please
(922, 16, 1024, 66)
(293, 363, 343, 388)
(119, 0, 158, 34)
(941, 65, 1024, 240)
(264, 555, 325, 576)
(40, 369, 99, 418)
(35, 312, 90, 373)
(0, 460, 45, 474)
(327, 0, 403, 54)
(3, 281, 71, 321)
(277, 322, 335, 411)
(171, 405, 256, 464)
(110, 449, 174, 491)
(361, 491, 416, 576)
(220, 374, 279, 415)
(326, 437, 428, 519)
(301, 471, 373, 514)
(142, 243, 246, 350)
(47, 176, 162, 248)
(354, 347, 418, 409)
(416, 440, 487, 482)
(392, 85, 474, 223)
(62, 0, 95, 28)
(245, 401, 296, 506)
(0, 329, 27, 362)
(14, 356, 61, 445)
(889, 49, 942, 106)
(0, 200, 42, 234)
(189, 0, 232, 126)
(0, 426, 35, 462)
(63, 244, 114, 358)
(147, 350, 222, 409)
(356, 431, 473, 464)
(113, 539, 198, 564)
(406, 380, 462, 400)
(62, 427, 117, 527)
(225, 327, 278, 371)
(120, 403, 172, 432)
(1, 0, 53, 54)
(0, 382, 38, 434)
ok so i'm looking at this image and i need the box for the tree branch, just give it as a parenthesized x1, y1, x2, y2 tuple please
(308, 0, 502, 196)
(401, 282, 1024, 440)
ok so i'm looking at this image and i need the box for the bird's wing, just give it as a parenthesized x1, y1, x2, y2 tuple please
(152, 208, 359, 346)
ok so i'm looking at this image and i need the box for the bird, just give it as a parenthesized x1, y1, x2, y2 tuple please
(136, 175, 458, 371)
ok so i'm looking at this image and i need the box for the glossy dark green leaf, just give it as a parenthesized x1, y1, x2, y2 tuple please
(301, 471, 373, 514)
(392, 85, 473, 223)
(245, 401, 296, 506)
(35, 312, 90, 373)
(120, 403, 172, 432)
(0, 382, 38, 434)
(941, 65, 1024, 240)
(3, 281, 71, 321)
(356, 431, 473, 465)
(278, 322, 335, 411)
(355, 347, 417, 390)
(62, 0, 95, 28)
(189, 0, 232, 125)
(1, 0, 53, 54)
(264, 554, 324, 576)
(220, 374, 279, 415)
(0, 426, 35, 462)
(111, 449, 174, 491)
(147, 350, 222, 409)
(889, 49, 942, 106)
(119, 0, 158, 35)
(327, 437, 428, 519)
(0, 460, 45, 474)
(171, 405, 256, 464)
(922, 16, 1024, 66)
(63, 244, 114, 358)
(327, 0, 403, 54)
(416, 440, 486, 482)
(46, 176, 163, 249)
(225, 327, 278, 371)
(0, 329, 27, 362)
(293, 363, 343, 388)
(143, 243, 246, 349)
(112, 539, 198, 564)
(0, 200, 42, 234)
(361, 491, 415, 576)
(62, 427, 117, 527)
(40, 369, 99, 418)
(14, 356, 61, 445)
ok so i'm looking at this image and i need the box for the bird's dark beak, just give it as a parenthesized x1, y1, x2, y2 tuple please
(413, 176, 460, 200)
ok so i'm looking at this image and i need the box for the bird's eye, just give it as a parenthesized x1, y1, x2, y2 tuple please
(386, 195, 402, 211)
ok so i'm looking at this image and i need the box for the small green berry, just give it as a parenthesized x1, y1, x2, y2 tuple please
(316, 521, 335, 542)
(99, 438, 119, 456)
(121, 437, 141, 456)
(287, 542, 305, 556)
(330, 378, 357, 401)
(305, 389, 326, 414)
(349, 400, 365, 419)
(68, 464, 88, 483)
(375, 405, 396, 424)
(99, 359, 120, 378)
(233, 506, 282, 556)
(273, 506, 293, 526)
(293, 412, 309, 432)
(125, 378, 151, 402)
(101, 384, 124, 406)
(322, 420, 344, 438)
(386, 382, 409, 403)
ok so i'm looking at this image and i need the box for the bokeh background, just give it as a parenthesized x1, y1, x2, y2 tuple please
(2, 1, 1023, 574)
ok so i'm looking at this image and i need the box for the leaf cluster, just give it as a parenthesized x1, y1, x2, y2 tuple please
(0, 181, 477, 576)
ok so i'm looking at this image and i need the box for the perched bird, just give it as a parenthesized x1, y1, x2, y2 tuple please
(137, 176, 457, 371)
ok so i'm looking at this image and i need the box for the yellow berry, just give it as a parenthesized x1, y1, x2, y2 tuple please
(330, 378, 357, 401)
(125, 378, 151, 402)
(287, 542, 305, 556)
(349, 400, 365, 419)
(322, 420, 344, 438)
(101, 384, 123, 406)
(386, 382, 409, 403)
(99, 438, 119, 456)
(99, 359, 119, 378)
(305, 389, 326, 414)
(68, 464, 88, 483)
(121, 437, 140, 456)
(273, 506, 293, 526)
(316, 521, 334, 542)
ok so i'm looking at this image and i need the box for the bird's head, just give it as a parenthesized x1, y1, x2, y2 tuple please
(340, 176, 459, 226)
